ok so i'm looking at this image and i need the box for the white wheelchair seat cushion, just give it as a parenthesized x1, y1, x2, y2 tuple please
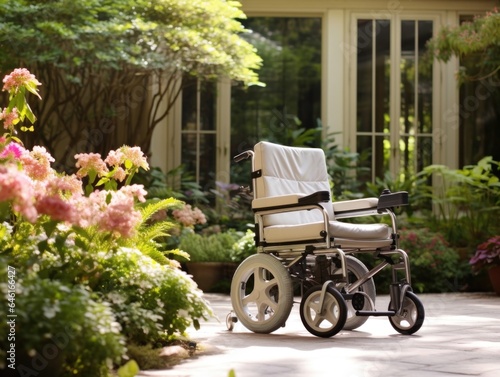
(263, 220, 393, 248)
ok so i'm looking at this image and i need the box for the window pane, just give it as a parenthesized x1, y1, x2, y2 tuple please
(181, 133, 197, 174)
(200, 81, 216, 131)
(199, 134, 216, 190)
(231, 17, 322, 160)
(417, 136, 432, 173)
(401, 20, 415, 136)
(357, 20, 373, 133)
(418, 20, 433, 134)
(182, 77, 198, 131)
(375, 20, 390, 134)
(357, 135, 373, 183)
(356, 19, 390, 183)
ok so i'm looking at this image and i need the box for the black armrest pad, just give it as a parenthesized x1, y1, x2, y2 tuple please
(377, 191, 409, 209)
(298, 191, 330, 205)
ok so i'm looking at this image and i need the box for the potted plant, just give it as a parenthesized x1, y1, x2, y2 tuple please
(470, 236, 500, 295)
(180, 230, 241, 291)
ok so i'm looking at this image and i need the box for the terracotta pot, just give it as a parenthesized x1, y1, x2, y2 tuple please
(488, 265, 500, 295)
(185, 262, 226, 291)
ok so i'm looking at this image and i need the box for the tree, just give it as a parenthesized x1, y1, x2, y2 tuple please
(0, 0, 262, 170)
(427, 8, 500, 82)
(426, 8, 500, 170)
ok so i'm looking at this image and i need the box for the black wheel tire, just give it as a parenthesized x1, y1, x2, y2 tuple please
(299, 284, 347, 338)
(388, 291, 425, 335)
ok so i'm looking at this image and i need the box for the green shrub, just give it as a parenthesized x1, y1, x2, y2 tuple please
(179, 230, 241, 262)
(230, 229, 257, 263)
(0, 265, 125, 377)
(359, 228, 467, 293)
(399, 228, 468, 293)
(32, 243, 213, 346)
(416, 157, 500, 247)
(95, 247, 213, 344)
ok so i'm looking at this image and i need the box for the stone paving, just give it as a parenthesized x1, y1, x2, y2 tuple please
(139, 292, 500, 377)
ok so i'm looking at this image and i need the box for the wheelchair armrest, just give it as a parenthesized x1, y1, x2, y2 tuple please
(333, 198, 378, 213)
(377, 191, 409, 209)
(252, 191, 330, 211)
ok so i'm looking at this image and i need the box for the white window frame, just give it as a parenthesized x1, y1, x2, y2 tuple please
(346, 11, 446, 182)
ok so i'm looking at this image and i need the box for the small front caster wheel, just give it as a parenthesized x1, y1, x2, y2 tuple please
(226, 312, 238, 331)
(300, 284, 347, 338)
(388, 291, 425, 335)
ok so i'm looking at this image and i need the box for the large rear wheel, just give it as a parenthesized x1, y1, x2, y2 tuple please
(230, 254, 294, 334)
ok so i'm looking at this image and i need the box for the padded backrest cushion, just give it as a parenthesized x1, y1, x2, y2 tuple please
(253, 141, 334, 226)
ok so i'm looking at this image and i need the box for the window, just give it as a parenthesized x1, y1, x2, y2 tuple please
(458, 15, 500, 169)
(354, 17, 434, 186)
(181, 77, 217, 191)
(230, 17, 322, 160)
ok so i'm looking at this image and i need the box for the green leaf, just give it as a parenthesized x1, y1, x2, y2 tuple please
(117, 360, 140, 377)
(87, 169, 97, 185)
(25, 81, 42, 99)
(124, 158, 133, 169)
(38, 239, 49, 253)
(95, 177, 108, 187)
(42, 220, 58, 238)
(24, 102, 37, 124)
(85, 183, 93, 196)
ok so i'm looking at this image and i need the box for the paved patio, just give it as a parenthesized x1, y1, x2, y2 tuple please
(139, 292, 500, 377)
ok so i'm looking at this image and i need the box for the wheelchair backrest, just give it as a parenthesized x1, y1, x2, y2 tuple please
(253, 141, 334, 226)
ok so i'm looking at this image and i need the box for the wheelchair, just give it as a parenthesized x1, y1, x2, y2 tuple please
(226, 141, 424, 338)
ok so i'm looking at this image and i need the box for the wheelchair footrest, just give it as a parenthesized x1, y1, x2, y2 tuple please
(356, 310, 396, 317)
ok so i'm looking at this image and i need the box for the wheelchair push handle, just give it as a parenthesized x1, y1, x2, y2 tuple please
(233, 150, 254, 163)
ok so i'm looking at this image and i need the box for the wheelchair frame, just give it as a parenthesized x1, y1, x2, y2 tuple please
(227, 147, 425, 338)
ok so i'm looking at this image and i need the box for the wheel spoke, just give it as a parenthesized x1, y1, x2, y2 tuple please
(241, 266, 280, 320)
(322, 297, 341, 325)
(312, 313, 325, 327)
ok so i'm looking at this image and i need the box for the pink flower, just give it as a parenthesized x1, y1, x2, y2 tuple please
(36, 195, 75, 223)
(71, 186, 144, 238)
(2, 68, 41, 93)
(0, 165, 38, 222)
(0, 108, 19, 129)
(105, 146, 149, 171)
(104, 149, 125, 167)
(123, 146, 149, 170)
(0, 141, 25, 159)
(72, 191, 105, 228)
(45, 174, 83, 198)
(113, 167, 127, 182)
(20, 146, 55, 181)
(74, 152, 108, 178)
(172, 204, 207, 227)
(119, 184, 147, 203)
(99, 190, 142, 238)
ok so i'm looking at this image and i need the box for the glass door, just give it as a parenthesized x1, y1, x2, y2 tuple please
(354, 16, 435, 186)
(181, 76, 217, 191)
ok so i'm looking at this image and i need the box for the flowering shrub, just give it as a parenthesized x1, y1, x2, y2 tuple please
(470, 236, 500, 273)
(399, 228, 467, 293)
(230, 229, 257, 263)
(0, 68, 212, 376)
